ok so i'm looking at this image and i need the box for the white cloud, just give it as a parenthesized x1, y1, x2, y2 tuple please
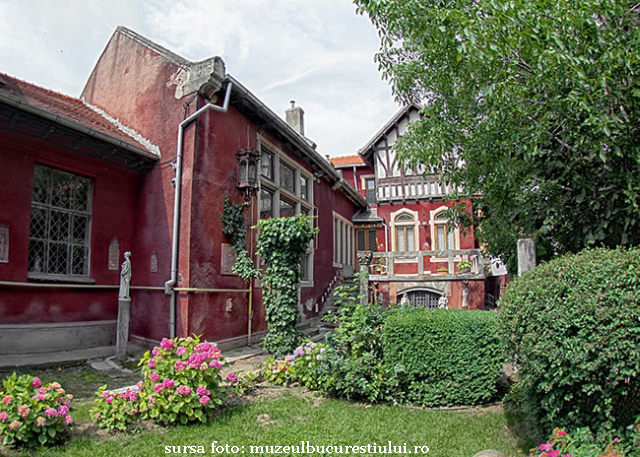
(0, 0, 400, 156)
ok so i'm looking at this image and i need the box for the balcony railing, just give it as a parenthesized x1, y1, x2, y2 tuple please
(376, 176, 456, 202)
(364, 249, 487, 281)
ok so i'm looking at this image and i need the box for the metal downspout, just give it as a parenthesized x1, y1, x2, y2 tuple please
(164, 82, 233, 339)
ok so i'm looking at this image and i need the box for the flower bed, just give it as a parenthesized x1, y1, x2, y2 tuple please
(0, 374, 74, 447)
(91, 336, 226, 432)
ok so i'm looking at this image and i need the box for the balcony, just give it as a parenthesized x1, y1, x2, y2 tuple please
(364, 249, 487, 282)
(376, 176, 455, 202)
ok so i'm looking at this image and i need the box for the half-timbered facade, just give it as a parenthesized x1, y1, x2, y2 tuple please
(331, 105, 491, 310)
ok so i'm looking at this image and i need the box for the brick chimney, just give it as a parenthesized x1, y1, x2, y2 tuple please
(285, 100, 304, 136)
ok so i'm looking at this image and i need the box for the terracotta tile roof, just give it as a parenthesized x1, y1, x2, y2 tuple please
(329, 154, 367, 168)
(0, 72, 154, 154)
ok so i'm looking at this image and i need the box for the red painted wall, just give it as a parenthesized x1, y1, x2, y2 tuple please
(0, 130, 140, 324)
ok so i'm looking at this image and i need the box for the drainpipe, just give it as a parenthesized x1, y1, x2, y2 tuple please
(164, 82, 233, 339)
(352, 165, 358, 192)
(382, 219, 389, 252)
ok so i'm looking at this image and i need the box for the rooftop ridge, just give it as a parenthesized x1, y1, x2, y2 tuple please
(116, 26, 191, 68)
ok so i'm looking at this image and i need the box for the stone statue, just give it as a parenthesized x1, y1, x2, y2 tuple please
(462, 282, 469, 309)
(400, 293, 409, 306)
(119, 251, 132, 300)
(438, 294, 448, 309)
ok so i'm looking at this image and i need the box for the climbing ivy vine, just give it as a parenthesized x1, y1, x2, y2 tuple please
(221, 195, 257, 282)
(256, 215, 318, 357)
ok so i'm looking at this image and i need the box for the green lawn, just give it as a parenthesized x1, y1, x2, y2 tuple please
(26, 393, 534, 457)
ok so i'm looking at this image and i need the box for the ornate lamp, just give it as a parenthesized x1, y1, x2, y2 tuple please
(236, 147, 260, 203)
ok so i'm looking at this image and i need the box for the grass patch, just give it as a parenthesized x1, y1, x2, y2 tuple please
(23, 393, 534, 457)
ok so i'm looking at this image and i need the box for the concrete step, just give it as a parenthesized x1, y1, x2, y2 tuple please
(0, 346, 116, 370)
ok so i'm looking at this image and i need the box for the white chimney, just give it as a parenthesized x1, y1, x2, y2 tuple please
(285, 100, 304, 136)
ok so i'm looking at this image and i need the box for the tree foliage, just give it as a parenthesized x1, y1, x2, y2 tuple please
(355, 0, 640, 268)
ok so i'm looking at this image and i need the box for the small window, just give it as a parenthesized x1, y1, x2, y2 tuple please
(28, 165, 92, 277)
(300, 254, 310, 282)
(280, 162, 296, 194)
(260, 188, 274, 219)
(300, 175, 309, 201)
(434, 211, 455, 250)
(365, 178, 376, 203)
(261, 149, 274, 181)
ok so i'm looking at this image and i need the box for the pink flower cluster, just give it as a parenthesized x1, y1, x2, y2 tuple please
(17, 405, 30, 418)
(225, 373, 238, 383)
(176, 385, 192, 396)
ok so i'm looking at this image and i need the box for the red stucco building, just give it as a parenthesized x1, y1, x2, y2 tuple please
(0, 27, 365, 358)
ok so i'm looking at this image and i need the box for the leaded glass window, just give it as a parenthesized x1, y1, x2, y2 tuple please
(28, 165, 92, 277)
(261, 149, 274, 180)
(260, 188, 274, 219)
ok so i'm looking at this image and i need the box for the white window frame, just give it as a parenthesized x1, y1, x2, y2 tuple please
(258, 136, 315, 287)
(390, 208, 419, 261)
(333, 212, 354, 268)
(429, 206, 462, 263)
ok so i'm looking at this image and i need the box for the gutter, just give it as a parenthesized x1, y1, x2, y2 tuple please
(164, 82, 233, 339)
(0, 94, 158, 161)
(226, 76, 367, 208)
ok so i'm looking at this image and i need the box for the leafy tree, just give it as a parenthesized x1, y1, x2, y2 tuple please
(355, 0, 640, 269)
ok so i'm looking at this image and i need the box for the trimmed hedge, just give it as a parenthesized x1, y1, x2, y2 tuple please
(383, 308, 503, 407)
(498, 247, 640, 433)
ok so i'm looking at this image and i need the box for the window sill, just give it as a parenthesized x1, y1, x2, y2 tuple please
(27, 273, 96, 284)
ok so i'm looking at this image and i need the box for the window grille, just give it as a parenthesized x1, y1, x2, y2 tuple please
(406, 290, 440, 309)
(28, 165, 92, 277)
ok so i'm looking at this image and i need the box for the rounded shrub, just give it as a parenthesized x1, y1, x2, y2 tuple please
(498, 247, 640, 432)
(383, 308, 504, 407)
(0, 374, 74, 447)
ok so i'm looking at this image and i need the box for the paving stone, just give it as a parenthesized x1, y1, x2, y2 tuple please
(473, 450, 505, 457)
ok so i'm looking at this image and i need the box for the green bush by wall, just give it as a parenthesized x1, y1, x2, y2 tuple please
(383, 308, 503, 407)
(498, 247, 640, 433)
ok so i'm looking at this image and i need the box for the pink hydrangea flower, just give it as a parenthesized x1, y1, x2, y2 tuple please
(174, 361, 187, 372)
(36, 417, 46, 427)
(137, 381, 145, 391)
(51, 382, 61, 390)
(293, 346, 304, 357)
(176, 385, 192, 396)
(539, 443, 553, 452)
(148, 395, 156, 404)
(149, 372, 160, 382)
(177, 346, 187, 356)
(199, 396, 210, 404)
(225, 373, 238, 383)
(94, 413, 100, 419)
(105, 397, 114, 404)
(152, 347, 159, 356)
(9, 421, 20, 430)
(31, 377, 42, 388)
(316, 355, 322, 361)
(209, 360, 222, 369)
(33, 393, 46, 402)
(196, 386, 209, 396)
(162, 378, 175, 389)
(548, 451, 560, 457)
(613, 438, 620, 443)
(305, 347, 312, 355)
(2, 395, 13, 405)
(200, 362, 209, 371)
(65, 415, 73, 425)
(557, 430, 567, 436)
(160, 338, 174, 350)
(18, 405, 30, 418)
(0, 412, 8, 422)
(153, 384, 165, 394)
(320, 347, 325, 354)
(147, 358, 156, 368)
(561, 454, 572, 457)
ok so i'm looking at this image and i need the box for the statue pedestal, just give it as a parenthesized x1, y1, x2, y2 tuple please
(115, 298, 131, 363)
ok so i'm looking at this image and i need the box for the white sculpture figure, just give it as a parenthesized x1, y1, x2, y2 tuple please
(438, 294, 448, 309)
(400, 293, 409, 306)
(119, 251, 132, 300)
(462, 283, 469, 309)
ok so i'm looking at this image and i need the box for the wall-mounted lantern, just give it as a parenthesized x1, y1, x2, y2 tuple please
(236, 147, 260, 203)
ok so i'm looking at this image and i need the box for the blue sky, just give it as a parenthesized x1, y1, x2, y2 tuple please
(0, 0, 400, 157)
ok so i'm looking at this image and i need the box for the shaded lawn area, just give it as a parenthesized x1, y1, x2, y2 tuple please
(28, 393, 534, 457)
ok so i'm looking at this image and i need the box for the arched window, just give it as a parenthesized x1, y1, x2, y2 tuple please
(394, 212, 416, 252)
(434, 211, 455, 251)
